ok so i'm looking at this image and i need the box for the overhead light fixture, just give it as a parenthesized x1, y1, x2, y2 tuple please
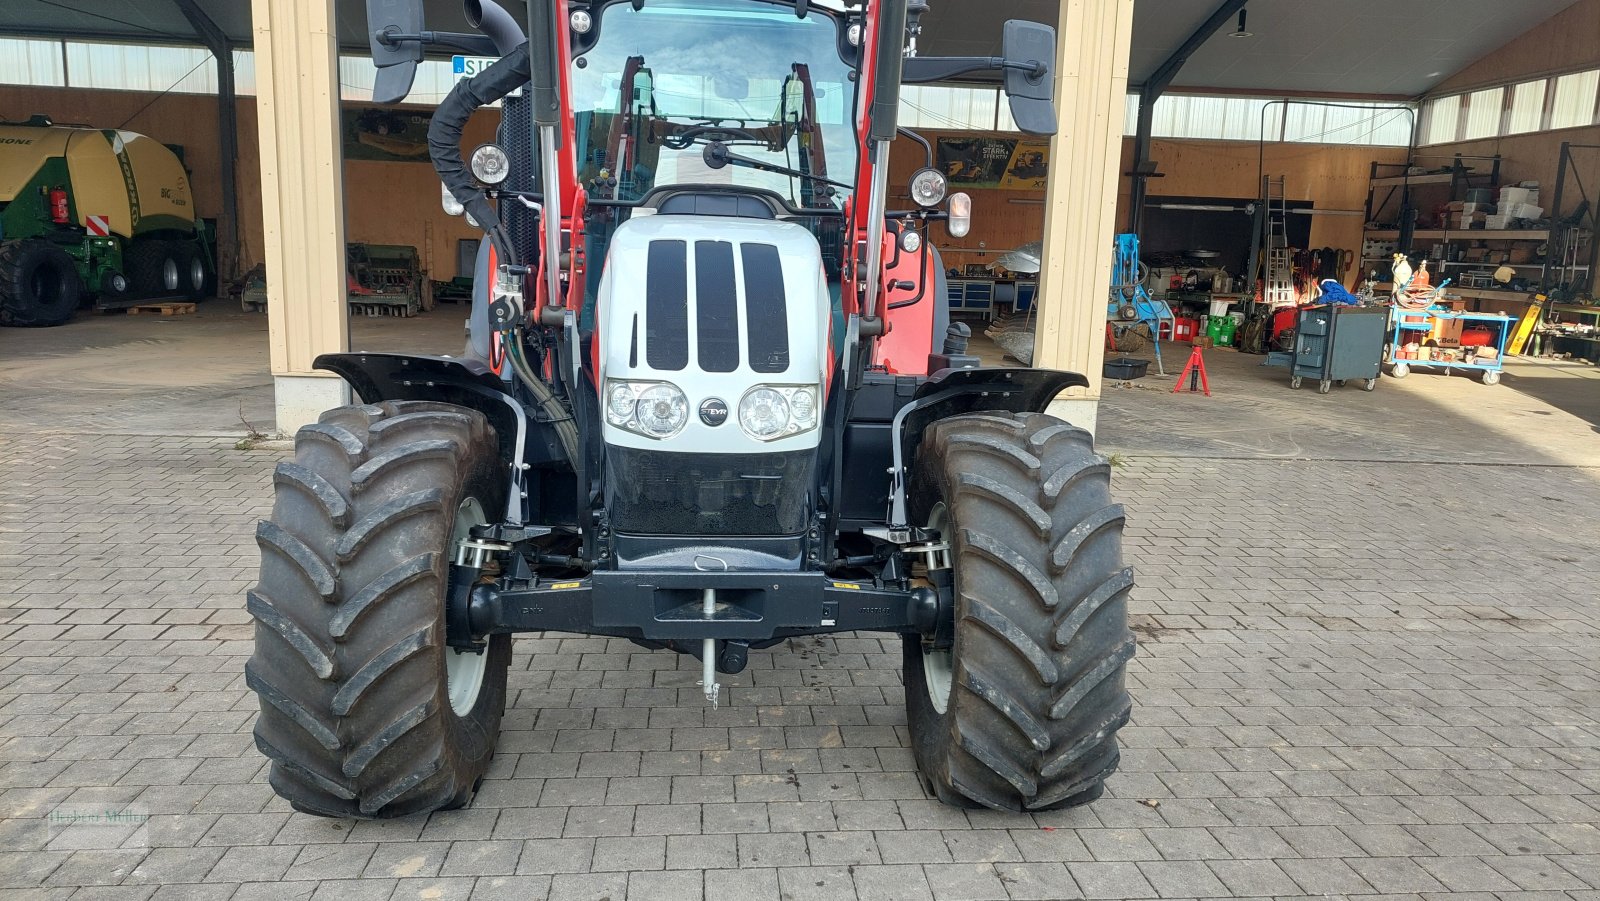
(1229, 9, 1251, 38)
(1152, 203, 1245, 212)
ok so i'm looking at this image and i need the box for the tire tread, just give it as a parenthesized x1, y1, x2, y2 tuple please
(906, 412, 1135, 812)
(247, 400, 508, 819)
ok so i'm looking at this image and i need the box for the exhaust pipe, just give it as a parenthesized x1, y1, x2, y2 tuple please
(464, 0, 526, 54)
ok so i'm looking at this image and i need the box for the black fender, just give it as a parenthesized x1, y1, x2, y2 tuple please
(887, 366, 1089, 530)
(315, 352, 570, 524)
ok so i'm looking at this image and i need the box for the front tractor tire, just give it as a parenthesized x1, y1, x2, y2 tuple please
(247, 401, 511, 818)
(904, 413, 1135, 811)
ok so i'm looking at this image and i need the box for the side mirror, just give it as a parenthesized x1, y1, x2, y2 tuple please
(1001, 20, 1057, 136)
(367, 0, 425, 104)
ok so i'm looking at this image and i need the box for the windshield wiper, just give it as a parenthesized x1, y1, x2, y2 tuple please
(702, 140, 852, 192)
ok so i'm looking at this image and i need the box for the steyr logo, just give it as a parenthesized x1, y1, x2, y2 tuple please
(699, 397, 728, 427)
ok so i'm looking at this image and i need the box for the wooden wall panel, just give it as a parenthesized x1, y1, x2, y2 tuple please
(1425, 126, 1600, 211)
(1432, 0, 1600, 95)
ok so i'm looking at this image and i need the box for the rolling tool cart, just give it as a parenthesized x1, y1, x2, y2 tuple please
(1385, 309, 1511, 385)
(1288, 304, 1388, 393)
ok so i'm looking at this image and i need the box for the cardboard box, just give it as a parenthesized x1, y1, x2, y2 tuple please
(1431, 317, 1465, 347)
(1485, 214, 1512, 229)
(1499, 186, 1539, 206)
(1476, 346, 1499, 361)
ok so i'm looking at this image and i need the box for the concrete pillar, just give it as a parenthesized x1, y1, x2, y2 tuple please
(1032, 0, 1136, 436)
(252, 0, 351, 434)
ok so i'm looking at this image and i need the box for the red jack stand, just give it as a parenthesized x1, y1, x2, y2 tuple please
(1172, 344, 1211, 395)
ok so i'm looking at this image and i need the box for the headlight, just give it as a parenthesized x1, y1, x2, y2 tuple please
(605, 382, 637, 422)
(605, 379, 688, 439)
(740, 388, 789, 439)
(470, 143, 510, 185)
(898, 228, 922, 253)
(570, 9, 592, 33)
(909, 167, 947, 208)
(789, 387, 817, 426)
(635, 384, 689, 438)
(738, 385, 820, 441)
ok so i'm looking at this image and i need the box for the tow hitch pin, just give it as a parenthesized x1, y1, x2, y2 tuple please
(699, 588, 720, 708)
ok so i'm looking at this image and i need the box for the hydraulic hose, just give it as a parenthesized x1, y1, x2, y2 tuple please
(502, 330, 581, 467)
(426, 42, 532, 263)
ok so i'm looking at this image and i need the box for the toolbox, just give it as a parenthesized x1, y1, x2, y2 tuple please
(1289, 305, 1388, 393)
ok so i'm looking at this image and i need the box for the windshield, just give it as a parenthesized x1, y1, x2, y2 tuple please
(571, 0, 857, 210)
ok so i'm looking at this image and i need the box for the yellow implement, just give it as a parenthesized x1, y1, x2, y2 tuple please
(1507, 293, 1546, 356)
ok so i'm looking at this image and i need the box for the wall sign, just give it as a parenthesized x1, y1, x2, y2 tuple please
(342, 108, 433, 162)
(935, 137, 1050, 190)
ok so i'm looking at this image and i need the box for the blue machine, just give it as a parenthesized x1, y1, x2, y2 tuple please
(1107, 233, 1175, 374)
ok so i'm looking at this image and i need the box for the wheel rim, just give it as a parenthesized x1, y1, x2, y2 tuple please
(921, 501, 954, 715)
(445, 496, 489, 716)
(189, 256, 205, 291)
(161, 258, 180, 292)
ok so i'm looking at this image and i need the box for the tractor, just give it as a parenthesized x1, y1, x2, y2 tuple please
(246, 0, 1134, 818)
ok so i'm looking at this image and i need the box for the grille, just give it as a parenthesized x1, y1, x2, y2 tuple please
(608, 447, 814, 536)
(497, 91, 536, 259)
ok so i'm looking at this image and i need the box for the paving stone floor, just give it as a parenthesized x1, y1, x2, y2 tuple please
(3, 318, 1600, 900)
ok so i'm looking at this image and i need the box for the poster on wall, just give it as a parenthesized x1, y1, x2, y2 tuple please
(936, 137, 1015, 187)
(342, 108, 433, 162)
(935, 137, 1051, 190)
(998, 139, 1050, 190)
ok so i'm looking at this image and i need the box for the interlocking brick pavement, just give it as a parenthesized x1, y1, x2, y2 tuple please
(4, 404, 1600, 900)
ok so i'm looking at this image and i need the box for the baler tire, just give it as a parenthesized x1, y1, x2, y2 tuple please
(903, 412, 1135, 812)
(174, 241, 210, 301)
(0, 239, 81, 327)
(126, 239, 180, 296)
(248, 400, 511, 819)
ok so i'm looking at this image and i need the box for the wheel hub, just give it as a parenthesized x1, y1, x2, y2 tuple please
(919, 501, 956, 715)
(445, 497, 491, 716)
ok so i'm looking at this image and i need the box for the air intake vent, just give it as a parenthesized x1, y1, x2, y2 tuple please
(696, 240, 740, 373)
(645, 240, 688, 371)
(638, 235, 795, 376)
(742, 243, 789, 373)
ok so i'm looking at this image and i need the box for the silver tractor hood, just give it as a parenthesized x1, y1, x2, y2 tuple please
(595, 213, 832, 455)
(594, 212, 833, 546)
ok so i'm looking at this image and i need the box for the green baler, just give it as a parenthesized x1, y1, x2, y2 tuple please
(0, 115, 213, 327)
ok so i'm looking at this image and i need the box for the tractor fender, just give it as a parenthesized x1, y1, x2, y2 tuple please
(314, 351, 568, 523)
(886, 366, 1089, 530)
